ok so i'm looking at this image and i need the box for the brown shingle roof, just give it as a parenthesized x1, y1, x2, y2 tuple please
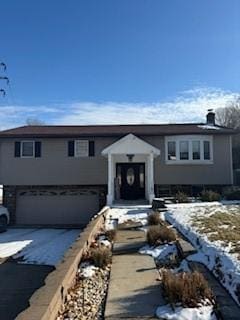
(0, 123, 236, 138)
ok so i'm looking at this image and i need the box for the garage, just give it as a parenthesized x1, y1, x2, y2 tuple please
(15, 189, 99, 226)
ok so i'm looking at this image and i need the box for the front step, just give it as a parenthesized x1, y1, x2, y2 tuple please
(176, 238, 197, 258)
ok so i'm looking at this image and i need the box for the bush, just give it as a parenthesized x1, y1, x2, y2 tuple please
(105, 229, 117, 242)
(162, 270, 214, 308)
(91, 247, 112, 268)
(147, 225, 176, 246)
(147, 212, 161, 225)
(175, 191, 189, 203)
(201, 190, 221, 202)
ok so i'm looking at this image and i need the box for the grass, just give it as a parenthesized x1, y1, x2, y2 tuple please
(191, 207, 240, 257)
(161, 270, 215, 308)
(147, 225, 176, 246)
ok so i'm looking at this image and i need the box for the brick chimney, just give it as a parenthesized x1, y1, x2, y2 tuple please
(206, 109, 215, 125)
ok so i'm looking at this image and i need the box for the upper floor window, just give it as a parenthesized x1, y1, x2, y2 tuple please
(14, 141, 42, 158)
(165, 135, 213, 164)
(75, 140, 89, 157)
(68, 140, 95, 157)
(21, 141, 34, 157)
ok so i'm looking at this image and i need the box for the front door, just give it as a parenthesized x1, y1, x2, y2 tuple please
(116, 163, 145, 200)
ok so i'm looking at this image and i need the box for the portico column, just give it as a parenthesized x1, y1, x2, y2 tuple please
(107, 153, 113, 205)
(148, 152, 155, 204)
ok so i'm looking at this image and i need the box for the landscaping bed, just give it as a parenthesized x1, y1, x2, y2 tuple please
(164, 202, 240, 305)
(137, 211, 218, 319)
(57, 231, 115, 320)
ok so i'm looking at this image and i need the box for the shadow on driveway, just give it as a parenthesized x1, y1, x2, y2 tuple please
(0, 260, 54, 320)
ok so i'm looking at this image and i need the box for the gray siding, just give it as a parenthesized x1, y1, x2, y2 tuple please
(0, 134, 233, 186)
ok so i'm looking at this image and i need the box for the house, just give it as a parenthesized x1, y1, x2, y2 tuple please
(0, 111, 235, 226)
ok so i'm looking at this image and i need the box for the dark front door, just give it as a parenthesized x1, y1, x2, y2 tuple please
(116, 163, 145, 200)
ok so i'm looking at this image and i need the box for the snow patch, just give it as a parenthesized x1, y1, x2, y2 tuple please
(139, 243, 177, 261)
(0, 228, 80, 266)
(156, 304, 217, 320)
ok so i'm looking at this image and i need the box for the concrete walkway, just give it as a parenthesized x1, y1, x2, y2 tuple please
(105, 226, 163, 319)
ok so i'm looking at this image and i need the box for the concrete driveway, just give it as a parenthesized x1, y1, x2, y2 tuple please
(0, 228, 81, 319)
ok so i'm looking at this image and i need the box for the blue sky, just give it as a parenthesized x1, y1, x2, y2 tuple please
(0, 0, 239, 128)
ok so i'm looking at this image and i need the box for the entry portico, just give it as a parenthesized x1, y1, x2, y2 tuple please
(102, 134, 160, 205)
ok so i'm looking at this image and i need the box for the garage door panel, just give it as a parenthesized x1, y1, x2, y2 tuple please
(16, 190, 99, 225)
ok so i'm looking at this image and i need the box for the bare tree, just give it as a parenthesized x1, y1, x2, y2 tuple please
(215, 96, 240, 170)
(26, 117, 45, 126)
(215, 97, 240, 129)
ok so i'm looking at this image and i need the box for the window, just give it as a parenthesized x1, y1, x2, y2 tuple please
(192, 141, 200, 160)
(75, 140, 89, 157)
(165, 135, 213, 164)
(180, 141, 189, 160)
(204, 141, 210, 160)
(167, 141, 176, 160)
(21, 141, 34, 157)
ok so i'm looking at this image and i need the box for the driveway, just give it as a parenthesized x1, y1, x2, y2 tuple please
(0, 228, 81, 319)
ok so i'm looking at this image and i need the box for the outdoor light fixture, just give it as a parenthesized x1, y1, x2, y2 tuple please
(126, 154, 135, 162)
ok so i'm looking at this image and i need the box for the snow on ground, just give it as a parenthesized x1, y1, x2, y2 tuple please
(139, 243, 177, 260)
(105, 205, 151, 229)
(165, 201, 240, 305)
(0, 228, 80, 266)
(79, 262, 98, 278)
(156, 304, 217, 320)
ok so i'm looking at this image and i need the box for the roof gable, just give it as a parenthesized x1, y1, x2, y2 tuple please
(102, 134, 160, 156)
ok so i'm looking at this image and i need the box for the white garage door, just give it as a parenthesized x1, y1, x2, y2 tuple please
(16, 189, 99, 226)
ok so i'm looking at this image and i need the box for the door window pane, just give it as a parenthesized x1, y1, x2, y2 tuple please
(204, 141, 210, 160)
(127, 168, 135, 186)
(21, 141, 34, 157)
(192, 141, 200, 160)
(167, 141, 176, 160)
(180, 141, 189, 160)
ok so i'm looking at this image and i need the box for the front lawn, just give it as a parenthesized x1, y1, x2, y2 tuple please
(164, 202, 240, 305)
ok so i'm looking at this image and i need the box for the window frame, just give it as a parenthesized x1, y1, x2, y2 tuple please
(20, 141, 35, 158)
(165, 135, 213, 165)
(74, 139, 89, 157)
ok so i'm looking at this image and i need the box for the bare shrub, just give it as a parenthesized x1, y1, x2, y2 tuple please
(162, 270, 215, 308)
(201, 190, 221, 202)
(147, 212, 161, 225)
(91, 247, 112, 269)
(175, 191, 189, 203)
(147, 225, 176, 246)
(105, 229, 117, 242)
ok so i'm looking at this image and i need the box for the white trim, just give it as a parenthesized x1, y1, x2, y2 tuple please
(102, 134, 159, 205)
(165, 135, 213, 165)
(102, 133, 160, 156)
(20, 141, 35, 158)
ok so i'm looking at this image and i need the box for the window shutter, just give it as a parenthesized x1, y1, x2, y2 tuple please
(89, 141, 95, 157)
(68, 140, 75, 157)
(14, 141, 21, 157)
(35, 141, 42, 158)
